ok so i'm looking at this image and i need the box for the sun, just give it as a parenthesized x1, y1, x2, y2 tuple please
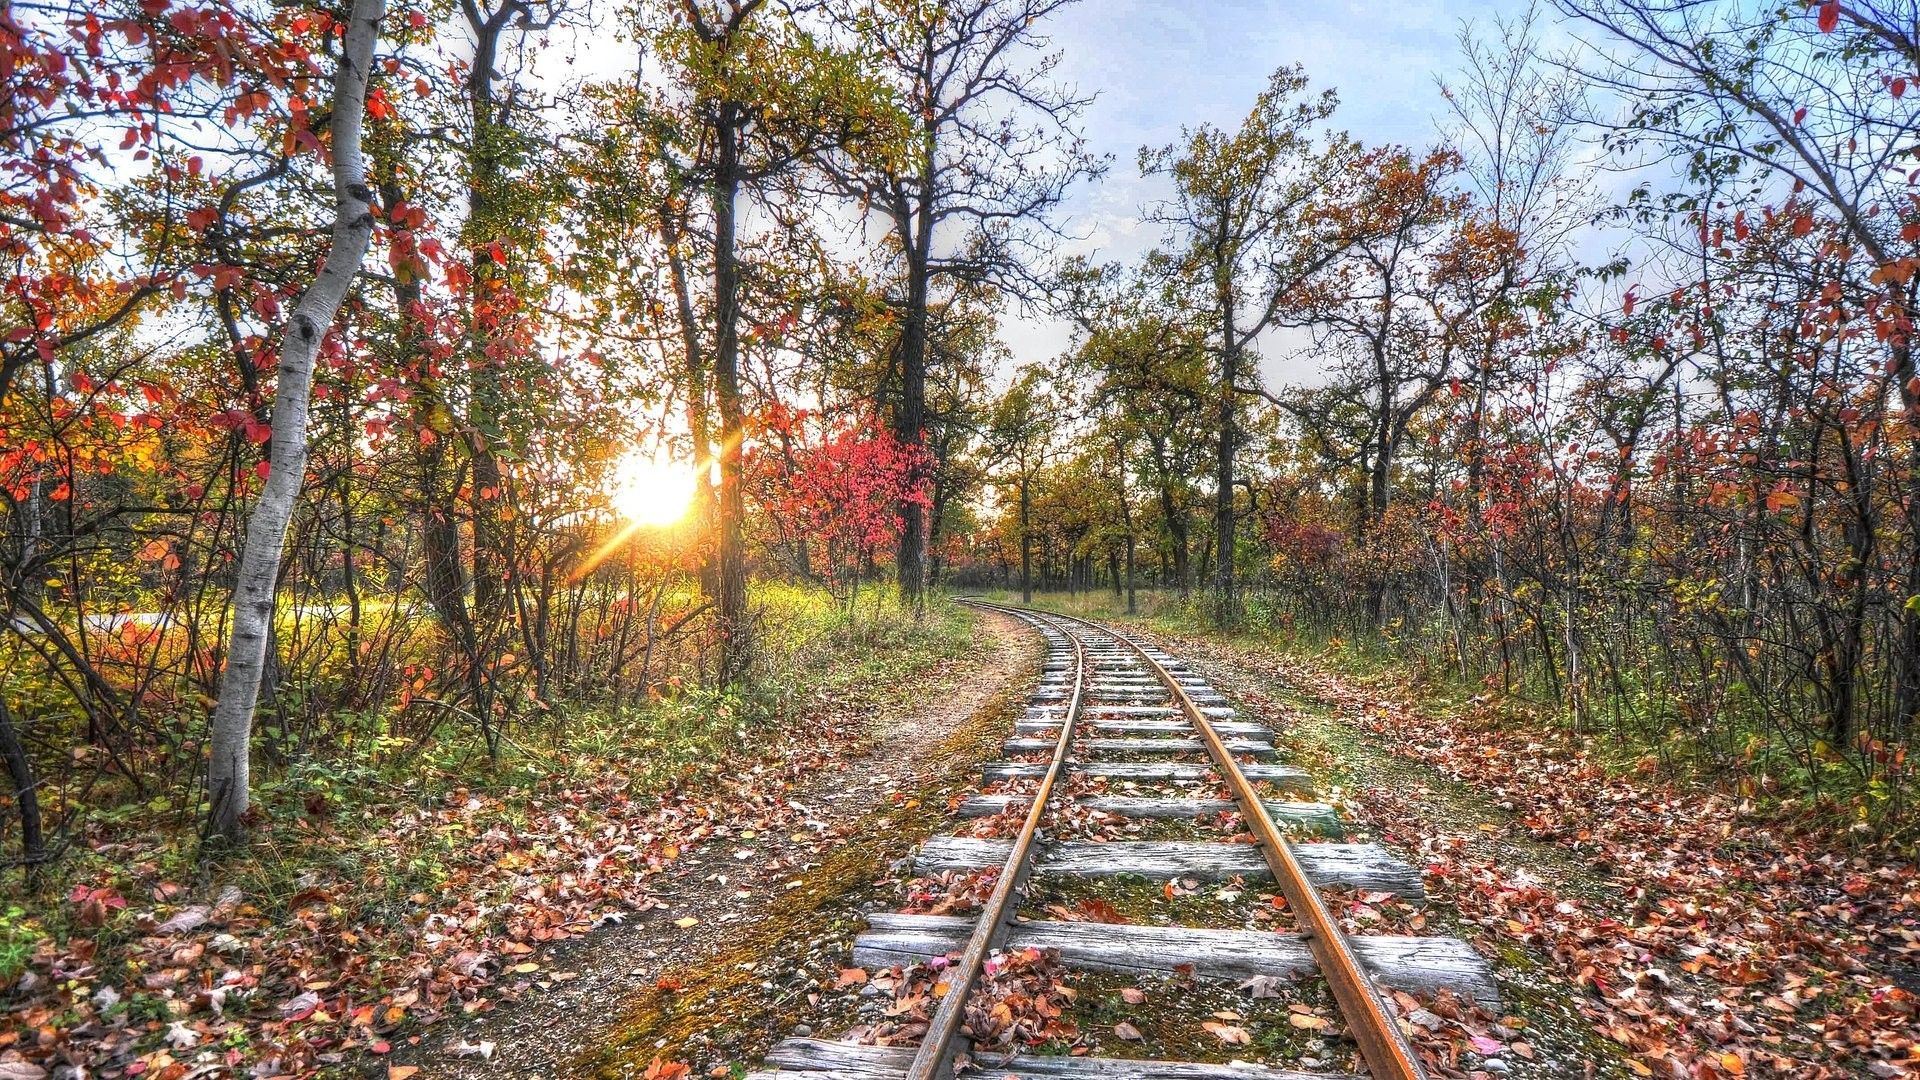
(609, 450, 697, 528)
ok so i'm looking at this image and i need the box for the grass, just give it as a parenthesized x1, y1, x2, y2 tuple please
(980, 585, 1914, 836)
(585, 606, 1029, 1077)
(2, 583, 978, 985)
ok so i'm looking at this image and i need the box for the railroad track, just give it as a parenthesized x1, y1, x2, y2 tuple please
(749, 601, 1497, 1080)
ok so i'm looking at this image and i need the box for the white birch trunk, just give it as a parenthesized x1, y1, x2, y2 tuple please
(207, 0, 386, 839)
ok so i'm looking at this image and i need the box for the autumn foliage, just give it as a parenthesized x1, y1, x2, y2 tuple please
(748, 408, 933, 603)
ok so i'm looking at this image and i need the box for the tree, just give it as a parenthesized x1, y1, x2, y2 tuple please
(984, 367, 1057, 603)
(208, 0, 387, 840)
(748, 408, 931, 607)
(1558, 0, 1920, 749)
(1066, 267, 1215, 595)
(1284, 147, 1492, 537)
(635, 0, 892, 683)
(1140, 66, 1352, 621)
(824, 0, 1102, 608)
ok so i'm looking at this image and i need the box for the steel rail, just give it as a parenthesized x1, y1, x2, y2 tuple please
(1012, 605, 1431, 1080)
(904, 603, 1088, 1080)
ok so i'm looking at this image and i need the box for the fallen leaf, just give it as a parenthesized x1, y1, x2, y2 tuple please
(155, 906, 210, 935)
(1238, 974, 1284, 999)
(1202, 1021, 1252, 1045)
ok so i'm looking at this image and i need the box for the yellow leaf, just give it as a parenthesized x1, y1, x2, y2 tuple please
(674, 917, 698, 929)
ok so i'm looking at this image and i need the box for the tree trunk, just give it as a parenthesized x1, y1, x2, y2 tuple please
(660, 202, 717, 598)
(462, 0, 517, 641)
(1156, 481, 1189, 593)
(893, 196, 935, 610)
(208, 0, 384, 840)
(0, 698, 43, 864)
(1214, 291, 1237, 623)
(927, 472, 948, 588)
(712, 103, 750, 685)
(1019, 476, 1032, 605)
(375, 176, 475, 662)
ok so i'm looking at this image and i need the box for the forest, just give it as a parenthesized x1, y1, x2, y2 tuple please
(3, 0, 1919, 1076)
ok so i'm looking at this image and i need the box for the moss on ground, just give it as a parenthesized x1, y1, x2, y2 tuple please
(584, 632, 1032, 1078)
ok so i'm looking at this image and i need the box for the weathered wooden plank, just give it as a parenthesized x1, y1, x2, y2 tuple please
(984, 761, 1309, 787)
(1085, 704, 1236, 717)
(1016, 719, 1269, 738)
(852, 913, 1497, 1001)
(754, 1039, 1354, 1080)
(1013, 714, 1267, 730)
(956, 795, 1343, 833)
(1000, 737, 1274, 757)
(913, 838, 1424, 897)
(1089, 737, 1274, 756)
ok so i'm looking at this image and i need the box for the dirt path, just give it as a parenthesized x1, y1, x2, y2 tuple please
(425, 609, 1039, 1079)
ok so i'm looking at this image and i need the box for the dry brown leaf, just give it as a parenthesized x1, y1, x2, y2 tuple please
(1202, 1021, 1252, 1045)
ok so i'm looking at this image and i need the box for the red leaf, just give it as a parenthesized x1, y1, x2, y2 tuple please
(1817, 0, 1839, 33)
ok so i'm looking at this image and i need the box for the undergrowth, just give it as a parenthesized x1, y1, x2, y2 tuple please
(2, 584, 974, 981)
(984, 586, 1909, 842)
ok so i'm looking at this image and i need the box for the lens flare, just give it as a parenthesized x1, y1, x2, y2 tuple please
(610, 451, 696, 527)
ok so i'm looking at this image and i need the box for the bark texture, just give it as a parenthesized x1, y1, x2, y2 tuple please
(208, 0, 386, 839)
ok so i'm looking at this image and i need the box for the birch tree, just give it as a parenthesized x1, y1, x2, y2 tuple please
(208, 0, 387, 840)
